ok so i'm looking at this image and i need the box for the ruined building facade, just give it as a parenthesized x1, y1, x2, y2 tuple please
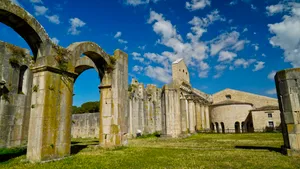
(127, 59, 212, 138)
(0, 41, 33, 148)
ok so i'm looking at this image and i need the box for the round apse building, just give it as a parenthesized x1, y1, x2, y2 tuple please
(210, 100, 254, 133)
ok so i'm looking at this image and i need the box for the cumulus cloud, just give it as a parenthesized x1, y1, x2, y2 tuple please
(266, 4, 285, 16)
(132, 52, 144, 62)
(233, 58, 256, 69)
(218, 51, 237, 62)
(46, 15, 60, 24)
(252, 43, 259, 51)
(138, 45, 146, 50)
(34, 5, 48, 16)
(186, 0, 211, 11)
(268, 71, 276, 80)
(253, 61, 265, 71)
(210, 31, 245, 55)
(114, 32, 122, 38)
(51, 37, 59, 44)
(145, 66, 172, 83)
(229, 0, 238, 6)
(132, 65, 144, 72)
(125, 0, 160, 6)
(68, 18, 86, 35)
(268, 2, 300, 67)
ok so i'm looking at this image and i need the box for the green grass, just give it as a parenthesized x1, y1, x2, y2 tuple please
(1, 133, 300, 169)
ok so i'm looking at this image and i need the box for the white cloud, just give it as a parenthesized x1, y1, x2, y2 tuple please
(34, 5, 48, 16)
(51, 37, 59, 44)
(124, 46, 128, 50)
(186, 0, 211, 11)
(252, 43, 259, 51)
(253, 61, 265, 71)
(145, 65, 172, 83)
(133, 65, 144, 72)
(210, 31, 242, 55)
(199, 71, 209, 78)
(262, 53, 266, 57)
(30, 0, 43, 3)
(144, 53, 166, 63)
(268, 71, 276, 80)
(266, 4, 285, 16)
(132, 52, 144, 62)
(243, 28, 248, 32)
(125, 0, 160, 6)
(68, 18, 86, 35)
(268, 3, 300, 67)
(46, 15, 60, 24)
(266, 88, 277, 95)
(118, 39, 128, 44)
(114, 32, 122, 38)
(233, 58, 256, 69)
(218, 51, 237, 62)
(231, 40, 249, 51)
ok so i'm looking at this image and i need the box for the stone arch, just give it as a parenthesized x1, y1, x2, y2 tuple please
(67, 42, 111, 79)
(220, 122, 225, 133)
(235, 121, 240, 133)
(215, 122, 220, 133)
(74, 56, 98, 81)
(0, 0, 50, 57)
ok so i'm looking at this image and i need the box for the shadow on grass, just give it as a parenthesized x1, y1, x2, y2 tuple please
(235, 146, 283, 154)
(0, 148, 27, 162)
(71, 145, 88, 155)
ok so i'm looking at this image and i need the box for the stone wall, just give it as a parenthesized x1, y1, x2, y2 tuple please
(71, 113, 99, 138)
(213, 88, 278, 108)
(251, 110, 281, 132)
(0, 41, 32, 148)
(210, 104, 253, 133)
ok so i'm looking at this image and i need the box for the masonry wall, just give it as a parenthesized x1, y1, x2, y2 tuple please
(210, 104, 253, 133)
(251, 110, 281, 132)
(213, 89, 278, 108)
(71, 113, 99, 138)
(0, 41, 32, 148)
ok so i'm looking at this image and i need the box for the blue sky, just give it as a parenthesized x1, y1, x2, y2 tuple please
(1, 0, 299, 106)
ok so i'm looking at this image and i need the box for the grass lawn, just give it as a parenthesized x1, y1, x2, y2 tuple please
(1, 133, 300, 169)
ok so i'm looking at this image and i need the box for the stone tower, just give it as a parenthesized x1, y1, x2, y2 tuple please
(172, 58, 190, 84)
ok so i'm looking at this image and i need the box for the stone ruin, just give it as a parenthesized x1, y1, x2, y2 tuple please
(0, 0, 128, 162)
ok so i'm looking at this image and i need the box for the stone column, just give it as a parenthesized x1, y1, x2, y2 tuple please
(200, 105, 205, 129)
(129, 98, 133, 137)
(195, 102, 202, 131)
(180, 98, 187, 134)
(27, 67, 74, 162)
(188, 99, 195, 133)
(275, 68, 300, 156)
(205, 105, 210, 130)
(186, 99, 189, 131)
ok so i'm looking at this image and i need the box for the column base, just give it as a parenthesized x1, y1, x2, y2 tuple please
(282, 146, 300, 156)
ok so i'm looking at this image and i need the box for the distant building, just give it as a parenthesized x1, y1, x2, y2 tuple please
(210, 89, 280, 133)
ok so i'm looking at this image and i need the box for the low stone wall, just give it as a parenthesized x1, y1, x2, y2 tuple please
(71, 113, 99, 138)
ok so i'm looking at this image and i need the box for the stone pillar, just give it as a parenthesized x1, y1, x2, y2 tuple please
(196, 102, 202, 131)
(188, 99, 195, 133)
(99, 71, 115, 147)
(185, 99, 189, 131)
(200, 105, 205, 129)
(275, 68, 300, 156)
(205, 105, 210, 130)
(129, 98, 133, 137)
(180, 98, 187, 134)
(27, 67, 74, 162)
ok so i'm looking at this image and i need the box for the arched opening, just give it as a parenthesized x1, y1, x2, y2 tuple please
(211, 123, 215, 132)
(221, 122, 225, 133)
(215, 122, 220, 133)
(72, 68, 101, 139)
(241, 122, 246, 133)
(0, 1, 50, 58)
(235, 122, 240, 133)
